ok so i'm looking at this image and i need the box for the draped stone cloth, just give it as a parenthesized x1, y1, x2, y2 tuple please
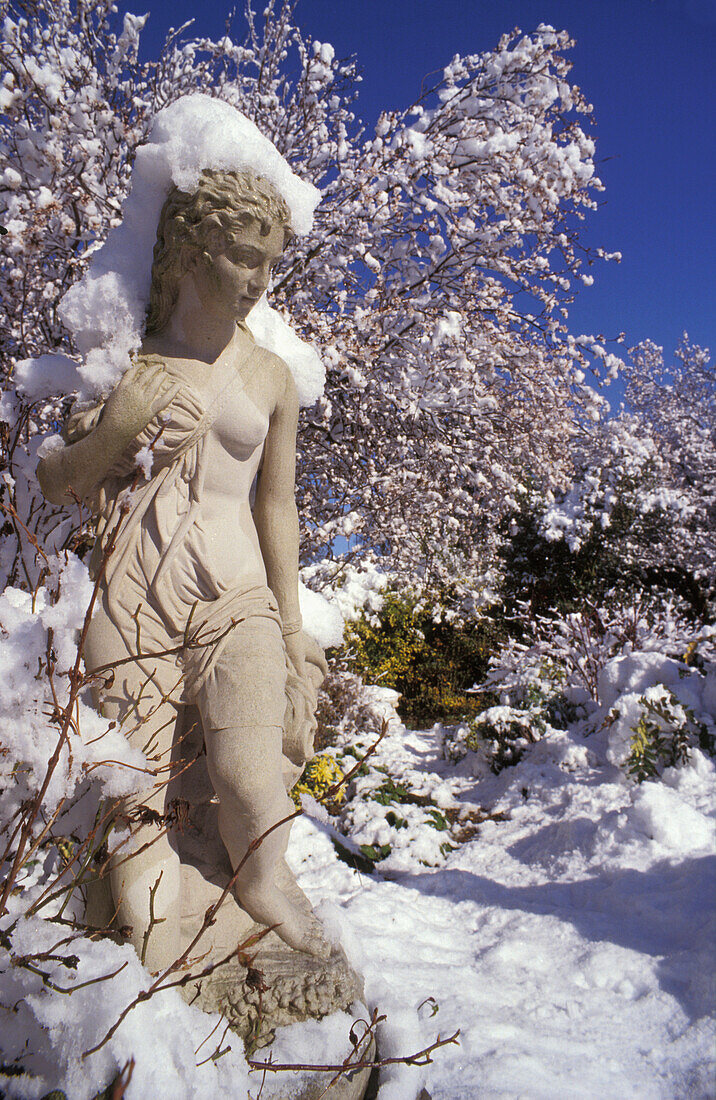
(73, 346, 325, 767)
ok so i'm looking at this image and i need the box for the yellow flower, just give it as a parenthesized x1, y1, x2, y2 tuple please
(291, 754, 346, 807)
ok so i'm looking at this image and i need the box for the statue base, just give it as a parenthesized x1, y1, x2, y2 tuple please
(181, 799, 374, 1097)
(179, 842, 373, 1099)
(179, 857, 363, 1040)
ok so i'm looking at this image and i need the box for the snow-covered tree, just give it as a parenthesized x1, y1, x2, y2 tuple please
(622, 336, 715, 603)
(1, 0, 617, 603)
(526, 338, 715, 619)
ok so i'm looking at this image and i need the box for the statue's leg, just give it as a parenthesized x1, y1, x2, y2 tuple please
(202, 721, 328, 957)
(85, 595, 185, 973)
(196, 616, 329, 957)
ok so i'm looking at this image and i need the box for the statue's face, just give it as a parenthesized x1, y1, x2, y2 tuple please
(191, 218, 285, 323)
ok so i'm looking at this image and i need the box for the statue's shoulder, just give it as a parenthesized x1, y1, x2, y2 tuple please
(253, 345, 295, 399)
(254, 344, 288, 373)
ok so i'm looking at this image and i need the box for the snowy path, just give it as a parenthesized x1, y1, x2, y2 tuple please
(286, 723, 716, 1099)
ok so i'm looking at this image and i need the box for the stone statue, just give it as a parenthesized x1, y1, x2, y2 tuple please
(37, 169, 332, 973)
(34, 98, 373, 1095)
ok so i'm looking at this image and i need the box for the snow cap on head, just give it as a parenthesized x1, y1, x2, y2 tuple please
(144, 95, 320, 234)
(55, 94, 322, 402)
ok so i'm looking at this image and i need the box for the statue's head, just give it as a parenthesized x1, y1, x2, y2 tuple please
(145, 169, 293, 335)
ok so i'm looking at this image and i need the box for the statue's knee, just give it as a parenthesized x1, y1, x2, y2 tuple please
(205, 724, 285, 799)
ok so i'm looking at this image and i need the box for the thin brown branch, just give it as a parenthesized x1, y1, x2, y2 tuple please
(248, 1027, 460, 1074)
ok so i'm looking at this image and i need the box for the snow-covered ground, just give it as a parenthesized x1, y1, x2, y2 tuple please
(2, 576, 713, 1098)
(286, 716, 716, 1099)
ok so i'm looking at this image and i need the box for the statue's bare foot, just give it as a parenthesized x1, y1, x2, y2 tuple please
(238, 883, 331, 958)
(299, 913, 333, 959)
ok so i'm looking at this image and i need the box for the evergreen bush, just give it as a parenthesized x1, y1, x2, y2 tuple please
(623, 688, 715, 783)
(344, 590, 505, 725)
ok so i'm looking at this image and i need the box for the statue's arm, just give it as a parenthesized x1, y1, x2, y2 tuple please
(253, 361, 304, 668)
(37, 359, 179, 505)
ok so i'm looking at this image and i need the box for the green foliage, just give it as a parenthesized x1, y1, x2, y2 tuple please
(500, 503, 638, 617)
(334, 749, 472, 866)
(330, 838, 379, 875)
(500, 500, 710, 623)
(425, 809, 450, 831)
(442, 707, 542, 774)
(345, 590, 505, 725)
(471, 710, 542, 773)
(358, 842, 393, 864)
(441, 656, 579, 774)
(626, 690, 714, 783)
(365, 770, 415, 805)
(342, 759, 433, 812)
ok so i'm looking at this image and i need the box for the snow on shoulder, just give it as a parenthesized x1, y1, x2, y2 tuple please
(31, 95, 323, 403)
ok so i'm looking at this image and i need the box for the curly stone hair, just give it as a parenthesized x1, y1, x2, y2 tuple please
(145, 168, 293, 336)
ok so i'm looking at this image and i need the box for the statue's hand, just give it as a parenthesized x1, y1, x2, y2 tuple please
(284, 630, 306, 678)
(100, 359, 181, 446)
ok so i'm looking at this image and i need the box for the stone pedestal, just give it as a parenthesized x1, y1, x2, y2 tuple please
(178, 831, 362, 1042)
(177, 813, 372, 1098)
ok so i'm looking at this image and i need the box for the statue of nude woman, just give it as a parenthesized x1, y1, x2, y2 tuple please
(37, 169, 329, 970)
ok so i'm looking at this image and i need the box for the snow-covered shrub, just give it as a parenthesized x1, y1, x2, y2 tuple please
(490, 597, 709, 705)
(303, 560, 389, 629)
(469, 596, 716, 785)
(0, 911, 253, 1100)
(442, 647, 580, 774)
(596, 651, 716, 782)
(444, 705, 544, 774)
(337, 749, 459, 871)
(621, 337, 716, 611)
(624, 688, 711, 783)
(538, 414, 662, 557)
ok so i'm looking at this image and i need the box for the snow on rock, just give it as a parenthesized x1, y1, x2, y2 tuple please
(31, 95, 323, 403)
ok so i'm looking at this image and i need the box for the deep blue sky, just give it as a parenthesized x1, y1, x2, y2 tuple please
(138, 0, 715, 366)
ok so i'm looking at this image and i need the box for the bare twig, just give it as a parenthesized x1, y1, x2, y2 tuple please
(110, 1058, 135, 1100)
(139, 870, 166, 966)
(247, 1025, 460, 1074)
